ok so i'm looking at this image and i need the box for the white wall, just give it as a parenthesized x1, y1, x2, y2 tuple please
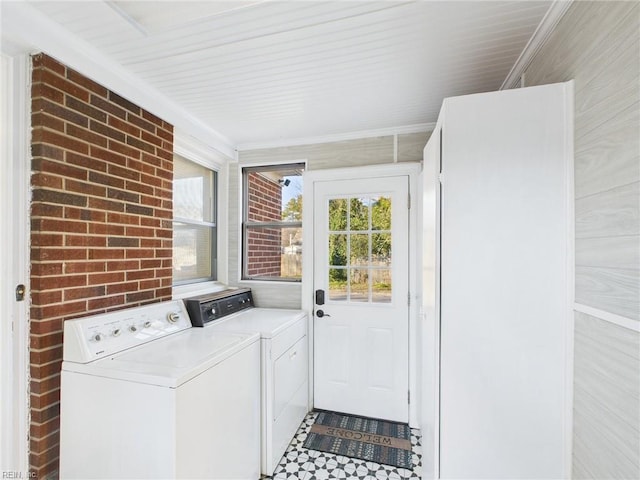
(519, 2, 640, 478)
(230, 132, 431, 307)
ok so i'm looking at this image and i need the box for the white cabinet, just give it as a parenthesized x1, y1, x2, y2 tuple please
(421, 82, 573, 479)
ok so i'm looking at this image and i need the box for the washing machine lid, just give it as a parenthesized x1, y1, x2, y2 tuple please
(207, 308, 306, 338)
(62, 328, 260, 388)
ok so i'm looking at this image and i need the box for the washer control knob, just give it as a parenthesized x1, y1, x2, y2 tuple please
(92, 333, 103, 342)
(111, 328, 121, 337)
(143, 321, 152, 328)
(129, 325, 138, 333)
(167, 312, 180, 323)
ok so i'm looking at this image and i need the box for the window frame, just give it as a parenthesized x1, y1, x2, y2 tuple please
(241, 162, 305, 282)
(171, 134, 230, 296)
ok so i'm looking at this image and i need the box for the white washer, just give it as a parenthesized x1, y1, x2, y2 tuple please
(186, 290, 308, 476)
(59, 300, 261, 480)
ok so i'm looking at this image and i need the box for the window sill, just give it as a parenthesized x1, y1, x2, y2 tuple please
(172, 281, 228, 299)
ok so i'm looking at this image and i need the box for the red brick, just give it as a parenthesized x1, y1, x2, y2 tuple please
(32, 83, 64, 104)
(108, 139, 141, 160)
(31, 172, 63, 190)
(87, 223, 125, 236)
(66, 69, 108, 98)
(32, 54, 66, 76)
(89, 119, 126, 143)
(106, 282, 138, 295)
(90, 145, 127, 166)
(40, 69, 89, 102)
(126, 290, 155, 303)
(108, 115, 141, 137)
(127, 112, 155, 133)
(65, 235, 106, 247)
(64, 178, 107, 198)
(88, 272, 125, 285)
(66, 123, 108, 148)
(64, 285, 106, 301)
(65, 96, 107, 123)
(32, 112, 65, 133)
(106, 260, 140, 271)
(91, 95, 127, 120)
(109, 91, 141, 115)
(33, 98, 88, 128)
(88, 248, 125, 260)
(30, 374, 61, 396)
(87, 295, 125, 311)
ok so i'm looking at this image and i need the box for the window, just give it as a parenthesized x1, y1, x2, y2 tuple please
(173, 154, 217, 284)
(242, 163, 304, 281)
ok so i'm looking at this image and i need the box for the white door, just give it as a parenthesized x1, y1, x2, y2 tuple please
(313, 176, 409, 422)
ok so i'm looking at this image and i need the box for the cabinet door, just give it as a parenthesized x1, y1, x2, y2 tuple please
(439, 83, 571, 479)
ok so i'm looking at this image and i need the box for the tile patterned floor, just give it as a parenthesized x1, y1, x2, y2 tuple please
(266, 412, 422, 480)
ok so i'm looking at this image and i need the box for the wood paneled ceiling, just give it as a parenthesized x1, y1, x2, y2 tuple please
(24, 1, 552, 147)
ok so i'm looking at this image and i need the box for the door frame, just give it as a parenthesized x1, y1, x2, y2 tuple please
(0, 53, 31, 474)
(302, 163, 421, 426)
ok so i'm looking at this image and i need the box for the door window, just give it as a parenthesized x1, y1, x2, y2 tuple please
(327, 196, 392, 303)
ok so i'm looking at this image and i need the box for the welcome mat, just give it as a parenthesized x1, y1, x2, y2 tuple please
(302, 411, 413, 469)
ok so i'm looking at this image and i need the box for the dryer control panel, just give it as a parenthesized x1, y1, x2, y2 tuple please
(185, 288, 254, 327)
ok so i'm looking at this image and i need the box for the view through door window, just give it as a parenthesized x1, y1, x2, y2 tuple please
(327, 195, 392, 303)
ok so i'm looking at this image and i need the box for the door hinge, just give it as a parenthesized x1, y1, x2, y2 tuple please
(407, 292, 411, 307)
(438, 173, 444, 184)
(408, 390, 410, 404)
(407, 192, 411, 210)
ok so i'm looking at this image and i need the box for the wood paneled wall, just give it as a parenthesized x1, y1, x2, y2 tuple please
(521, 2, 639, 478)
(232, 132, 430, 307)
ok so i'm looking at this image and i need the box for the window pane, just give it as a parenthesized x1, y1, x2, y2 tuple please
(329, 268, 348, 301)
(350, 197, 368, 230)
(350, 233, 369, 266)
(281, 226, 302, 279)
(350, 268, 369, 302)
(173, 223, 212, 282)
(372, 233, 391, 266)
(329, 234, 347, 266)
(371, 196, 391, 230)
(245, 226, 302, 280)
(243, 163, 304, 281)
(247, 166, 303, 223)
(329, 198, 347, 231)
(173, 155, 215, 223)
(372, 269, 392, 303)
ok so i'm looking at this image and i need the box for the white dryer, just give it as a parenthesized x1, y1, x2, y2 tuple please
(186, 289, 309, 476)
(59, 300, 261, 479)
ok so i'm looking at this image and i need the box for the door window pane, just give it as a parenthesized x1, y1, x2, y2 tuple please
(371, 196, 391, 230)
(329, 268, 348, 301)
(350, 234, 369, 266)
(372, 269, 392, 303)
(350, 197, 369, 230)
(325, 194, 393, 305)
(372, 233, 391, 266)
(350, 268, 369, 302)
(329, 198, 348, 231)
(329, 234, 347, 266)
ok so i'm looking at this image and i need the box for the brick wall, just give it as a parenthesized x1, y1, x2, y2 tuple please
(29, 53, 174, 479)
(246, 172, 282, 277)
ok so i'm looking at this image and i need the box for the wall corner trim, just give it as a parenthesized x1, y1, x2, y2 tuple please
(500, 0, 574, 90)
(574, 303, 640, 332)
